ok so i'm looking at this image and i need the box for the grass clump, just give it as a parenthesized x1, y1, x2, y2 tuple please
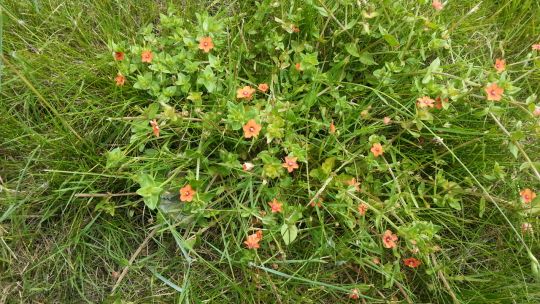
(2, 0, 540, 302)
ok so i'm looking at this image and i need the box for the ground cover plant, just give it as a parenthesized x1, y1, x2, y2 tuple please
(2, 0, 540, 302)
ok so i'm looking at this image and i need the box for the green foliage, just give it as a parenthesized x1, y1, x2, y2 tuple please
(2, 0, 540, 303)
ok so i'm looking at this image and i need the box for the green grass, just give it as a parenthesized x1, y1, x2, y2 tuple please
(1, 0, 540, 303)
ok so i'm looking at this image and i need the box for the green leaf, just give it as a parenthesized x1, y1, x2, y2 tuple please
(133, 72, 153, 90)
(106, 148, 125, 168)
(359, 52, 377, 65)
(134, 173, 163, 210)
(312, 5, 329, 17)
(321, 157, 336, 175)
(281, 223, 298, 245)
(383, 34, 399, 48)
(345, 43, 360, 57)
(479, 197, 485, 218)
(510, 130, 525, 142)
(508, 143, 519, 159)
(146, 103, 160, 118)
(226, 101, 246, 130)
(95, 199, 115, 216)
(197, 65, 217, 92)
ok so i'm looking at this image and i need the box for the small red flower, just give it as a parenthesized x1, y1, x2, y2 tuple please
(403, 257, 421, 268)
(310, 197, 323, 207)
(532, 44, 540, 51)
(382, 230, 398, 249)
(383, 116, 392, 125)
(242, 119, 262, 139)
(242, 162, 254, 171)
(282, 156, 299, 173)
(521, 223, 533, 234)
(236, 86, 256, 100)
(357, 203, 368, 216)
(370, 143, 384, 157)
(432, 0, 443, 10)
(347, 178, 360, 192)
(294, 63, 302, 71)
(494, 58, 506, 73)
(417, 96, 435, 108)
(244, 233, 261, 249)
(291, 25, 300, 33)
(329, 120, 336, 134)
(485, 83, 504, 101)
(149, 119, 160, 137)
(349, 288, 360, 300)
(258, 83, 269, 92)
(141, 50, 153, 63)
(434, 97, 448, 110)
(113, 51, 125, 61)
(198, 37, 214, 53)
(520, 188, 537, 203)
(533, 107, 540, 117)
(268, 198, 283, 213)
(115, 73, 126, 86)
(179, 184, 196, 202)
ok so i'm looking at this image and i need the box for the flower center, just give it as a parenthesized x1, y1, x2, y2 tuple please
(185, 191, 190, 196)
(288, 162, 293, 166)
(243, 91, 249, 96)
(249, 127, 254, 132)
(490, 89, 496, 95)
(203, 42, 208, 46)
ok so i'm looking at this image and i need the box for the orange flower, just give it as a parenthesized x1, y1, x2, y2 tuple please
(244, 233, 261, 249)
(141, 50, 153, 63)
(494, 58, 506, 73)
(149, 119, 160, 137)
(236, 86, 256, 100)
(291, 25, 300, 33)
(258, 83, 269, 92)
(113, 51, 125, 61)
(533, 107, 540, 117)
(372, 257, 380, 265)
(347, 178, 360, 192)
(520, 188, 537, 203)
(370, 143, 384, 158)
(329, 120, 336, 134)
(432, 0, 443, 10)
(294, 63, 302, 71)
(310, 197, 323, 207)
(256, 230, 263, 240)
(485, 83, 504, 101)
(383, 116, 392, 125)
(532, 44, 540, 51)
(282, 156, 299, 173)
(179, 184, 196, 202)
(382, 230, 398, 249)
(268, 198, 283, 213)
(417, 96, 435, 108)
(198, 37, 214, 53)
(115, 73, 126, 86)
(434, 97, 448, 110)
(242, 119, 262, 138)
(349, 289, 360, 300)
(357, 203, 368, 216)
(403, 257, 421, 268)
